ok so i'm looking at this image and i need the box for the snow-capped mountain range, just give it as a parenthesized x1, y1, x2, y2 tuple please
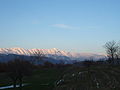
(0, 48, 105, 61)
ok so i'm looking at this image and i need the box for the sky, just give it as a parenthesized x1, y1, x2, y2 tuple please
(0, 0, 120, 54)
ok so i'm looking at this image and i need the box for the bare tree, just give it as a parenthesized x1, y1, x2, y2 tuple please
(104, 41, 119, 64)
(33, 49, 45, 64)
(7, 58, 33, 89)
(116, 42, 120, 59)
(7, 60, 19, 88)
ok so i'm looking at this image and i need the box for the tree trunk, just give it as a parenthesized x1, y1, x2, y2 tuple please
(13, 80, 16, 88)
(111, 54, 114, 64)
(19, 78, 22, 90)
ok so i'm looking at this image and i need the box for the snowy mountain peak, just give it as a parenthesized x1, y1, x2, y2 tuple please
(0, 48, 105, 61)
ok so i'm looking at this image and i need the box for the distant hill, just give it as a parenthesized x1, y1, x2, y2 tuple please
(0, 48, 106, 63)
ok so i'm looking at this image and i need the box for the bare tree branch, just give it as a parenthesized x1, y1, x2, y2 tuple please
(104, 40, 119, 64)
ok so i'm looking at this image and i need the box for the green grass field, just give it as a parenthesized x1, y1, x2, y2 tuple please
(0, 67, 66, 90)
(1, 65, 120, 90)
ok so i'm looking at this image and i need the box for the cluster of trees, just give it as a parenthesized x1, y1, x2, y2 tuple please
(7, 59, 33, 89)
(0, 50, 46, 89)
(0, 51, 72, 89)
(0, 59, 34, 90)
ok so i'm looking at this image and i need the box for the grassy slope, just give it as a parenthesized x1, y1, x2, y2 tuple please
(0, 67, 66, 90)
(55, 65, 120, 90)
(1, 66, 120, 90)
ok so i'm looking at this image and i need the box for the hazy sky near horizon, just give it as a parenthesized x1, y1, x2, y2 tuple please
(0, 0, 120, 54)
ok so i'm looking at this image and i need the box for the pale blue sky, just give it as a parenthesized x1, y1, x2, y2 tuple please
(0, 0, 120, 54)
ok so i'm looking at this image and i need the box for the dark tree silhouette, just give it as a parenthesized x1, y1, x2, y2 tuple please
(7, 58, 33, 89)
(116, 42, 120, 59)
(44, 61, 54, 68)
(33, 49, 45, 64)
(83, 60, 94, 67)
(104, 41, 119, 64)
(0, 62, 7, 73)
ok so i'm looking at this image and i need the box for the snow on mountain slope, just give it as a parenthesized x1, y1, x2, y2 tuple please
(0, 48, 105, 60)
